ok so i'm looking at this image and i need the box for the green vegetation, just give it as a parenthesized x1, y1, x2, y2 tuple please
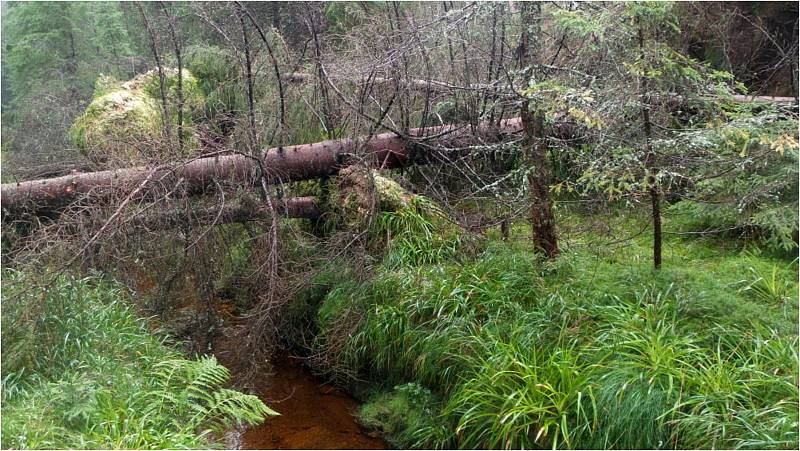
(666, 112, 799, 254)
(1, 272, 277, 449)
(1, 2, 797, 449)
(70, 69, 205, 163)
(301, 204, 798, 449)
(185, 45, 245, 122)
(358, 382, 445, 447)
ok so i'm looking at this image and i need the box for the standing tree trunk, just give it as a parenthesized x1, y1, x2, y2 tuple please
(270, 1, 282, 33)
(518, 2, 559, 259)
(161, 2, 184, 152)
(307, 6, 336, 139)
(238, 11, 258, 150)
(63, 4, 80, 103)
(238, 2, 287, 142)
(135, 2, 171, 143)
(638, 26, 662, 269)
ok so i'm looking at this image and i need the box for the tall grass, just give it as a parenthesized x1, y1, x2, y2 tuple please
(1, 271, 276, 449)
(445, 341, 596, 449)
(375, 196, 464, 267)
(741, 252, 797, 304)
(307, 219, 798, 449)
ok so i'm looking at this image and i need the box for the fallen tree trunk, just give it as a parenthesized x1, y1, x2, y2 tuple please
(283, 72, 493, 94)
(730, 95, 797, 104)
(129, 196, 320, 231)
(1, 118, 523, 221)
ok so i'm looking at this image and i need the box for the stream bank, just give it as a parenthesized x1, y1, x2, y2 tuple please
(208, 303, 386, 450)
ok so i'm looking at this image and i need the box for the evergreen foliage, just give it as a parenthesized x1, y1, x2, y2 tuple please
(667, 111, 798, 252)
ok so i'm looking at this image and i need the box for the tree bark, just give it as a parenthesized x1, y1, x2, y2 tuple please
(128, 196, 320, 231)
(521, 107, 560, 258)
(1, 119, 523, 221)
(638, 26, 661, 269)
(518, 2, 559, 259)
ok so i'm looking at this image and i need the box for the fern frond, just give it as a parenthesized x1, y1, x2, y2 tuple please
(149, 356, 278, 434)
(200, 388, 279, 430)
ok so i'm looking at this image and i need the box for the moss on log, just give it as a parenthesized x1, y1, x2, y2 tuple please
(335, 165, 416, 228)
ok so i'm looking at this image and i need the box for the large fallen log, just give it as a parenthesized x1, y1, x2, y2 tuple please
(730, 95, 797, 105)
(129, 196, 320, 231)
(1, 118, 523, 221)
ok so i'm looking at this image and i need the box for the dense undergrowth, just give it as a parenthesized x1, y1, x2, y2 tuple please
(1, 272, 277, 449)
(294, 206, 799, 449)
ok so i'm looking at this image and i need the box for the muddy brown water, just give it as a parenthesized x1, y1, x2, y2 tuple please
(153, 287, 385, 450)
(237, 353, 387, 450)
(209, 300, 386, 450)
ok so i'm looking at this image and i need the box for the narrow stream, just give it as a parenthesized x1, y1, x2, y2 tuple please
(167, 292, 387, 450)
(208, 302, 386, 450)
(238, 352, 386, 450)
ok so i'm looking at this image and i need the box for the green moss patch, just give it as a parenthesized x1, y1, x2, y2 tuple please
(70, 69, 205, 164)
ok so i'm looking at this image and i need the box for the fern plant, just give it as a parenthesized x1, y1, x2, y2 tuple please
(2, 271, 281, 449)
(150, 356, 278, 433)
